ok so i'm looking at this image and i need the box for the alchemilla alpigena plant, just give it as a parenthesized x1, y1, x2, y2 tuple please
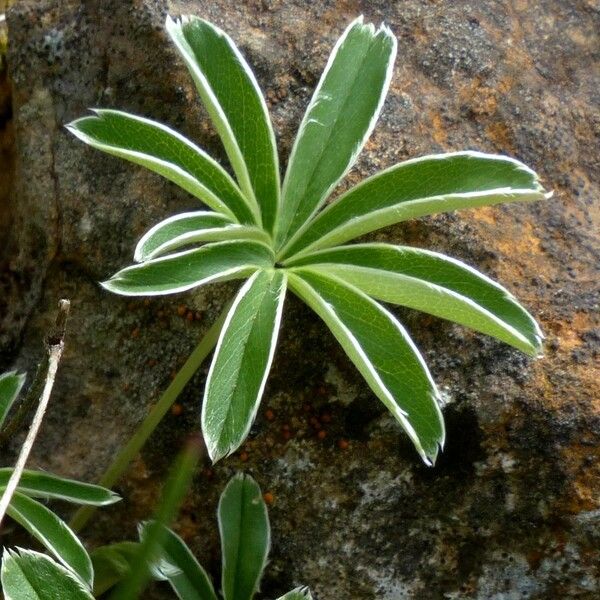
(68, 16, 549, 465)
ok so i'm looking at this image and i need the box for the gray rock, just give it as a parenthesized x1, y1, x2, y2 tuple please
(1, 0, 598, 597)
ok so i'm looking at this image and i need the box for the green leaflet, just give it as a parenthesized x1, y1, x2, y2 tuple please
(90, 542, 138, 596)
(277, 588, 313, 600)
(276, 16, 396, 248)
(141, 523, 217, 600)
(134, 211, 270, 262)
(203, 270, 287, 462)
(287, 244, 543, 355)
(0, 371, 25, 429)
(288, 270, 444, 465)
(166, 16, 280, 232)
(279, 151, 551, 260)
(135, 211, 233, 261)
(66, 110, 255, 225)
(219, 473, 270, 600)
(6, 492, 93, 588)
(1, 549, 94, 600)
(103, 240, 274, 297)
(0, 469, 120, 506)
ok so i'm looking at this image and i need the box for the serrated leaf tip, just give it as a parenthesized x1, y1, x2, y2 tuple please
(166, 14, 197, 30)
(165, 14, 178, 29)
(378, 22, 394, 36)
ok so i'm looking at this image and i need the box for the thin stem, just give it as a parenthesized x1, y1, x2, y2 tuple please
(0, 299, 70, 527)
(70, 303, 229, 532)
(111, 437, 202, 599)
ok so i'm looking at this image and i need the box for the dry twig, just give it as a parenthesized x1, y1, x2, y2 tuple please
(0, 299, 70, 526)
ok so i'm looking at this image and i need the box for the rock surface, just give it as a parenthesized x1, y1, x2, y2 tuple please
(1, 0, 599, 598)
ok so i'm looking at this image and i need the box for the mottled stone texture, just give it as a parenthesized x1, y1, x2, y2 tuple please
(1, 0, 599, 598)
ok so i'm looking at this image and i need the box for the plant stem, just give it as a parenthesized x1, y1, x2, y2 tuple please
(70, 304, 228, 532)
(111, 437, 202, 600)
(0, 299, 70, 526)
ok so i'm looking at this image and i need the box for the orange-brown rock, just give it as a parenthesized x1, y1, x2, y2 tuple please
(1, 1, 598, 597)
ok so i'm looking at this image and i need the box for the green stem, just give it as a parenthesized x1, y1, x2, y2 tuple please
(70, 305, 228, 532)
(111, 438, 202, 600)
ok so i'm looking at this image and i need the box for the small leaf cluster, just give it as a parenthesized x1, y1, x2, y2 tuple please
(1, 377, 307, 599)
(1, 473, 311, 600)
(68, 15, 549, 466)
(142, 473, 311, 600)
(97, 474, 312, 599)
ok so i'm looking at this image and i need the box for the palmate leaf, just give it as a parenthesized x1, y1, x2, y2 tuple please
(134, 211, 270, 262)
(218, 473, 270, 600)
(288, 270, 444, 464)
(0, 469, 120, 506)
(0, 371, 25, 429)
(68, 13, 550, 468)
(102, 240, 273, 296)
(1, 549, 94, 600)
(279, 151, 551, 260)
(287, 244, 543, 355)
(166, 16, 280, 233)
(203, 270, 287, 462)
(6, 492, 93, 588)
(66, 110, 255, 225)
(141, 523, 217, 600)
(276, 16, 396, 248)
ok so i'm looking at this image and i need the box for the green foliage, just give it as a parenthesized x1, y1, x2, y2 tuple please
(203, 271, 286, 460)
(0, 468, 120, 506)
(0, 468, 120, 589)
(165, 16, 279, 231)
(276, 18, 395, 245)
(289, 270, 443, 458)
(218, 473, 270, 600)
(90, 542, 139, 596)
(112, 439, 202, 599)
(0, 364, 119, 595)
(1, 549, 94, 600)
(143, 524, 217, 600)
(7, 492, 94, 588)
(87, 474, 308, 600)
(0, 442, 207, 599)
(280, 151, 549, 259)
(68, 15, 549, 465)
(0, 370, 25, 429)
(146, 474, 303, 600)
(0, 467, 302, 600)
